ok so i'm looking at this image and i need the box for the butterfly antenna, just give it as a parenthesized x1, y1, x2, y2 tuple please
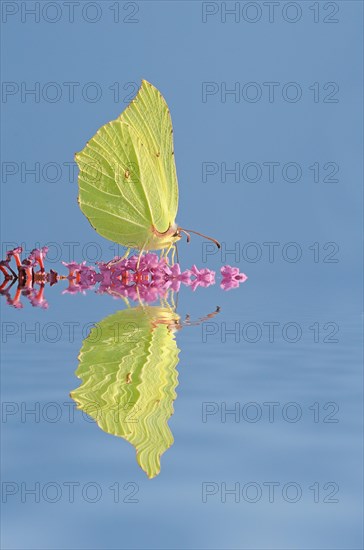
(182, 306, 221, 327)
(179, 228, 221, 249)
(179, 229, 191, 243)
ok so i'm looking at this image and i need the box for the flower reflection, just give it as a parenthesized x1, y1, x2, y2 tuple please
(0, 247, 247, 308)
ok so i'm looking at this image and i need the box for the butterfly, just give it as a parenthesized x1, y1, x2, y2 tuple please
(75, 80, 220, 258)
(71, 304, 180, 478)
(71, 302, 220, 477)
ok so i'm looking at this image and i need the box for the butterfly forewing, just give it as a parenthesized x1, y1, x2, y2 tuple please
(119, 80, 179, 225)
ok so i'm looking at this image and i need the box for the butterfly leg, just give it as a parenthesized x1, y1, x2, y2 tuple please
(159, 248, 169, 263)
(171, 244, 177, 265)
(165, 246, 172, 264)
(136, 242, 148, 269)
(170, 291, 176, 309)
(107, 247, 130, 268)
(135, 284, 144, 307)
(174, 243, 179, 265)
(163, 244, 176, 265)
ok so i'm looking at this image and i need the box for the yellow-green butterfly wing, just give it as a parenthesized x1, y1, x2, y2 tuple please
(70, 305, 180, 478)
(75, 80, 179, 251)
(119, 80, 178, 222)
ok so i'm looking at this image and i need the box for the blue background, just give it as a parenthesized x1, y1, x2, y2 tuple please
(1, 1, 363, 549)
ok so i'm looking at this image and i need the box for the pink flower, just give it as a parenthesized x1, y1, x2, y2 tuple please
(139, 252, 160, 271)
(29, 247, 48, 272)
(125, 255, 138, 271)
(62, 261, 83, 278)
(137, 284, 163, 303)
(7, 246, 22, 256)
(221, 265, 240, 278)
(79, 265, 97, 288)
(1, 247, 248, 307)
(190, 265, 215, 284)
(6, 247, 23, 268)
(220, 265, 248, 291)
(28, 286, 49, 309)
(104, 256, 128, 269)
(220, 278, 241, 291)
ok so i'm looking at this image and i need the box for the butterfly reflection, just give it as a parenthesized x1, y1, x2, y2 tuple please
(71, 303, 219, 478)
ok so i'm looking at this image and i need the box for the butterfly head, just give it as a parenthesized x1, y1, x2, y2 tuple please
(150, 223, 220, 251)
(149, 223, 181, 250)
